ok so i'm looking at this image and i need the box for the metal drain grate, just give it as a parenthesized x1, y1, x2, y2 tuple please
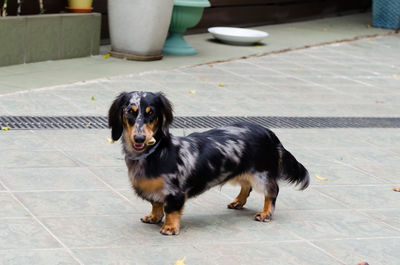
(1, 116, 399, 130)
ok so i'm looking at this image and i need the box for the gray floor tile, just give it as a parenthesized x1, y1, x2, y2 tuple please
(0, 131, 54, 151)
(73, 245, 201, 265)
(194, 242, 342, 265)
(352, 162, 400, 184)
(313, 238, 400, 265)
(42, 213, 296, 248)
(0, 218, 60, 250)
(33, 130, 117, 152)
(89, 167, 130, 189)
(0, 151, 77, 168)
(73, 241, 341, 265)
(315, 186, 400, 210)
(0, 193, 29, 218)
(0, 249, 79, 265)
(1, 167, 106, 191)
(15, 190, 138, 217)
(63, 149, 125, 167)
(361, 209, 400, 230)
(279, 209, 400, 240)
(41, 215, 182, 248)
(307, 164, 388, 185)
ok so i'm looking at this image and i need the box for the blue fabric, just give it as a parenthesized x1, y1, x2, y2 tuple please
(373, 0, 400, 29)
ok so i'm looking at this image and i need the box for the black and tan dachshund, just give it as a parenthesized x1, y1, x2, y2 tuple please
(108, 91, 309, 235)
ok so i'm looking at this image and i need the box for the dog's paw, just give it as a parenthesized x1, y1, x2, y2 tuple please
(227, 200, 245, 209)
(141, 214, 163, 224)
(160, 224, 179, 235)
(254, 212, 272, 222)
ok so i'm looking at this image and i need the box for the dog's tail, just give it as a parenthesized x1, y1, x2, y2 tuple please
(277, 145, 309, 190)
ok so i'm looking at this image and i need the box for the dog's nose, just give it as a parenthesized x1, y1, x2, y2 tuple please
(134, 135, 146, 144)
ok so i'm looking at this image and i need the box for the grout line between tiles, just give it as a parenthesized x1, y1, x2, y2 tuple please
(0, 178, 85, 265)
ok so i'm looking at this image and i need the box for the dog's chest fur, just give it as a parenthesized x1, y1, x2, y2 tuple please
(126, 159, 165, 202)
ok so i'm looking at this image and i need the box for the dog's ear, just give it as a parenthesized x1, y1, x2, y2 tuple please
(156, 92, 173, 136)
(108, 92, 129, 141)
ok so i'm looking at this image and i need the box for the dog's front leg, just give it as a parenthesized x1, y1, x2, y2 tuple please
(141, 202, 164, 224)
(160, 193, 185, 235)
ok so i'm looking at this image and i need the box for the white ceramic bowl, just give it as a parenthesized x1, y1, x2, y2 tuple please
(208, 27, 269, 45)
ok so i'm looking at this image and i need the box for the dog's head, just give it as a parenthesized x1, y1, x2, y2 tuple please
(108, 91, 173, 153)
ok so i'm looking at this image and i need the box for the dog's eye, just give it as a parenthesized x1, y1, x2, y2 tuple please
(128, 108, 138, 116)
(145, 107, 154, 116)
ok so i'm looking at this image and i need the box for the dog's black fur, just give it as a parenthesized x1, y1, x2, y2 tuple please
(108, 91, 309, 235)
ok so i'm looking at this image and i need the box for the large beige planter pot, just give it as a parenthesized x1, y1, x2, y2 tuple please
(108, 0, 174, 61)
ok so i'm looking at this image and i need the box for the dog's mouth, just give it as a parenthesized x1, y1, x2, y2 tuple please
(132, 143, 146, 151)
(131, 137, 156, 152)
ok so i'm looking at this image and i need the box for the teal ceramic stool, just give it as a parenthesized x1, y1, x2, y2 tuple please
(163, 0, 210, 55)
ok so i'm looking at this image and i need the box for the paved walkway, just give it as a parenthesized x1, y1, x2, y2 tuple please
(0, 13, 400, 265)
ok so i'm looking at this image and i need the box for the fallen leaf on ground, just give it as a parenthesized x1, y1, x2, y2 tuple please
(255, 45, 263, 48)
(218, 83, 225, 87)
(375, 101, 384, 104)
(91, 96, 96, 101)
(207, 64, 213, 67)
(393, 187, 400, 192)
(104, 53, 111, 59)
(392, 74, 399, 78)
(175, 257, 186, 265)
(107, 137, 115, 143)
(315, 174, 328, 181)
(1, 126, 10, 131)
(295, 67, 302, 71)
(366, 24, 371, 28)
(189, 90, 196, 94)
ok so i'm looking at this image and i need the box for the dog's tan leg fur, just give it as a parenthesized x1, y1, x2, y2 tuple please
(141, 202, 164, 224)
(160, 210, 182, 235)
(227, 181, 252, 209)
(254, 196, 274, 222)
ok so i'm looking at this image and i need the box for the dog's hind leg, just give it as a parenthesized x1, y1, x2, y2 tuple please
(255, 179, 279, 222)
(141, 202, 164, 224)
(227, 180, 252, 209)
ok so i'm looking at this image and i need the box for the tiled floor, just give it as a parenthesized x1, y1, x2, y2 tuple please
(0, 15, 400, 265)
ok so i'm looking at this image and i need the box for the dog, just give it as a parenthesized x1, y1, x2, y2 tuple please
(108, 91, 309, 235)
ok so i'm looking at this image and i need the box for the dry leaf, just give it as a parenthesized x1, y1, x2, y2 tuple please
(315, 174, 328, 181)
(218, 83, 225, 87)
(295, 68, 302, 71)
(189, 90, 196, 94)
(376, 101, 384, 104)
(207, 64, 213, 68)
(104, 53, 111, 59)
(1, 126, 10, 131)
(366, 24, 371, 28)
(392, 74, 399, 78)
(106, 137, 115, 143)
(393, 187, 400, 192)
(175, 257, 186, 265)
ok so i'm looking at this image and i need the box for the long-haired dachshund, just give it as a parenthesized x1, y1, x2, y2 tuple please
(108, 91, 309, 235)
